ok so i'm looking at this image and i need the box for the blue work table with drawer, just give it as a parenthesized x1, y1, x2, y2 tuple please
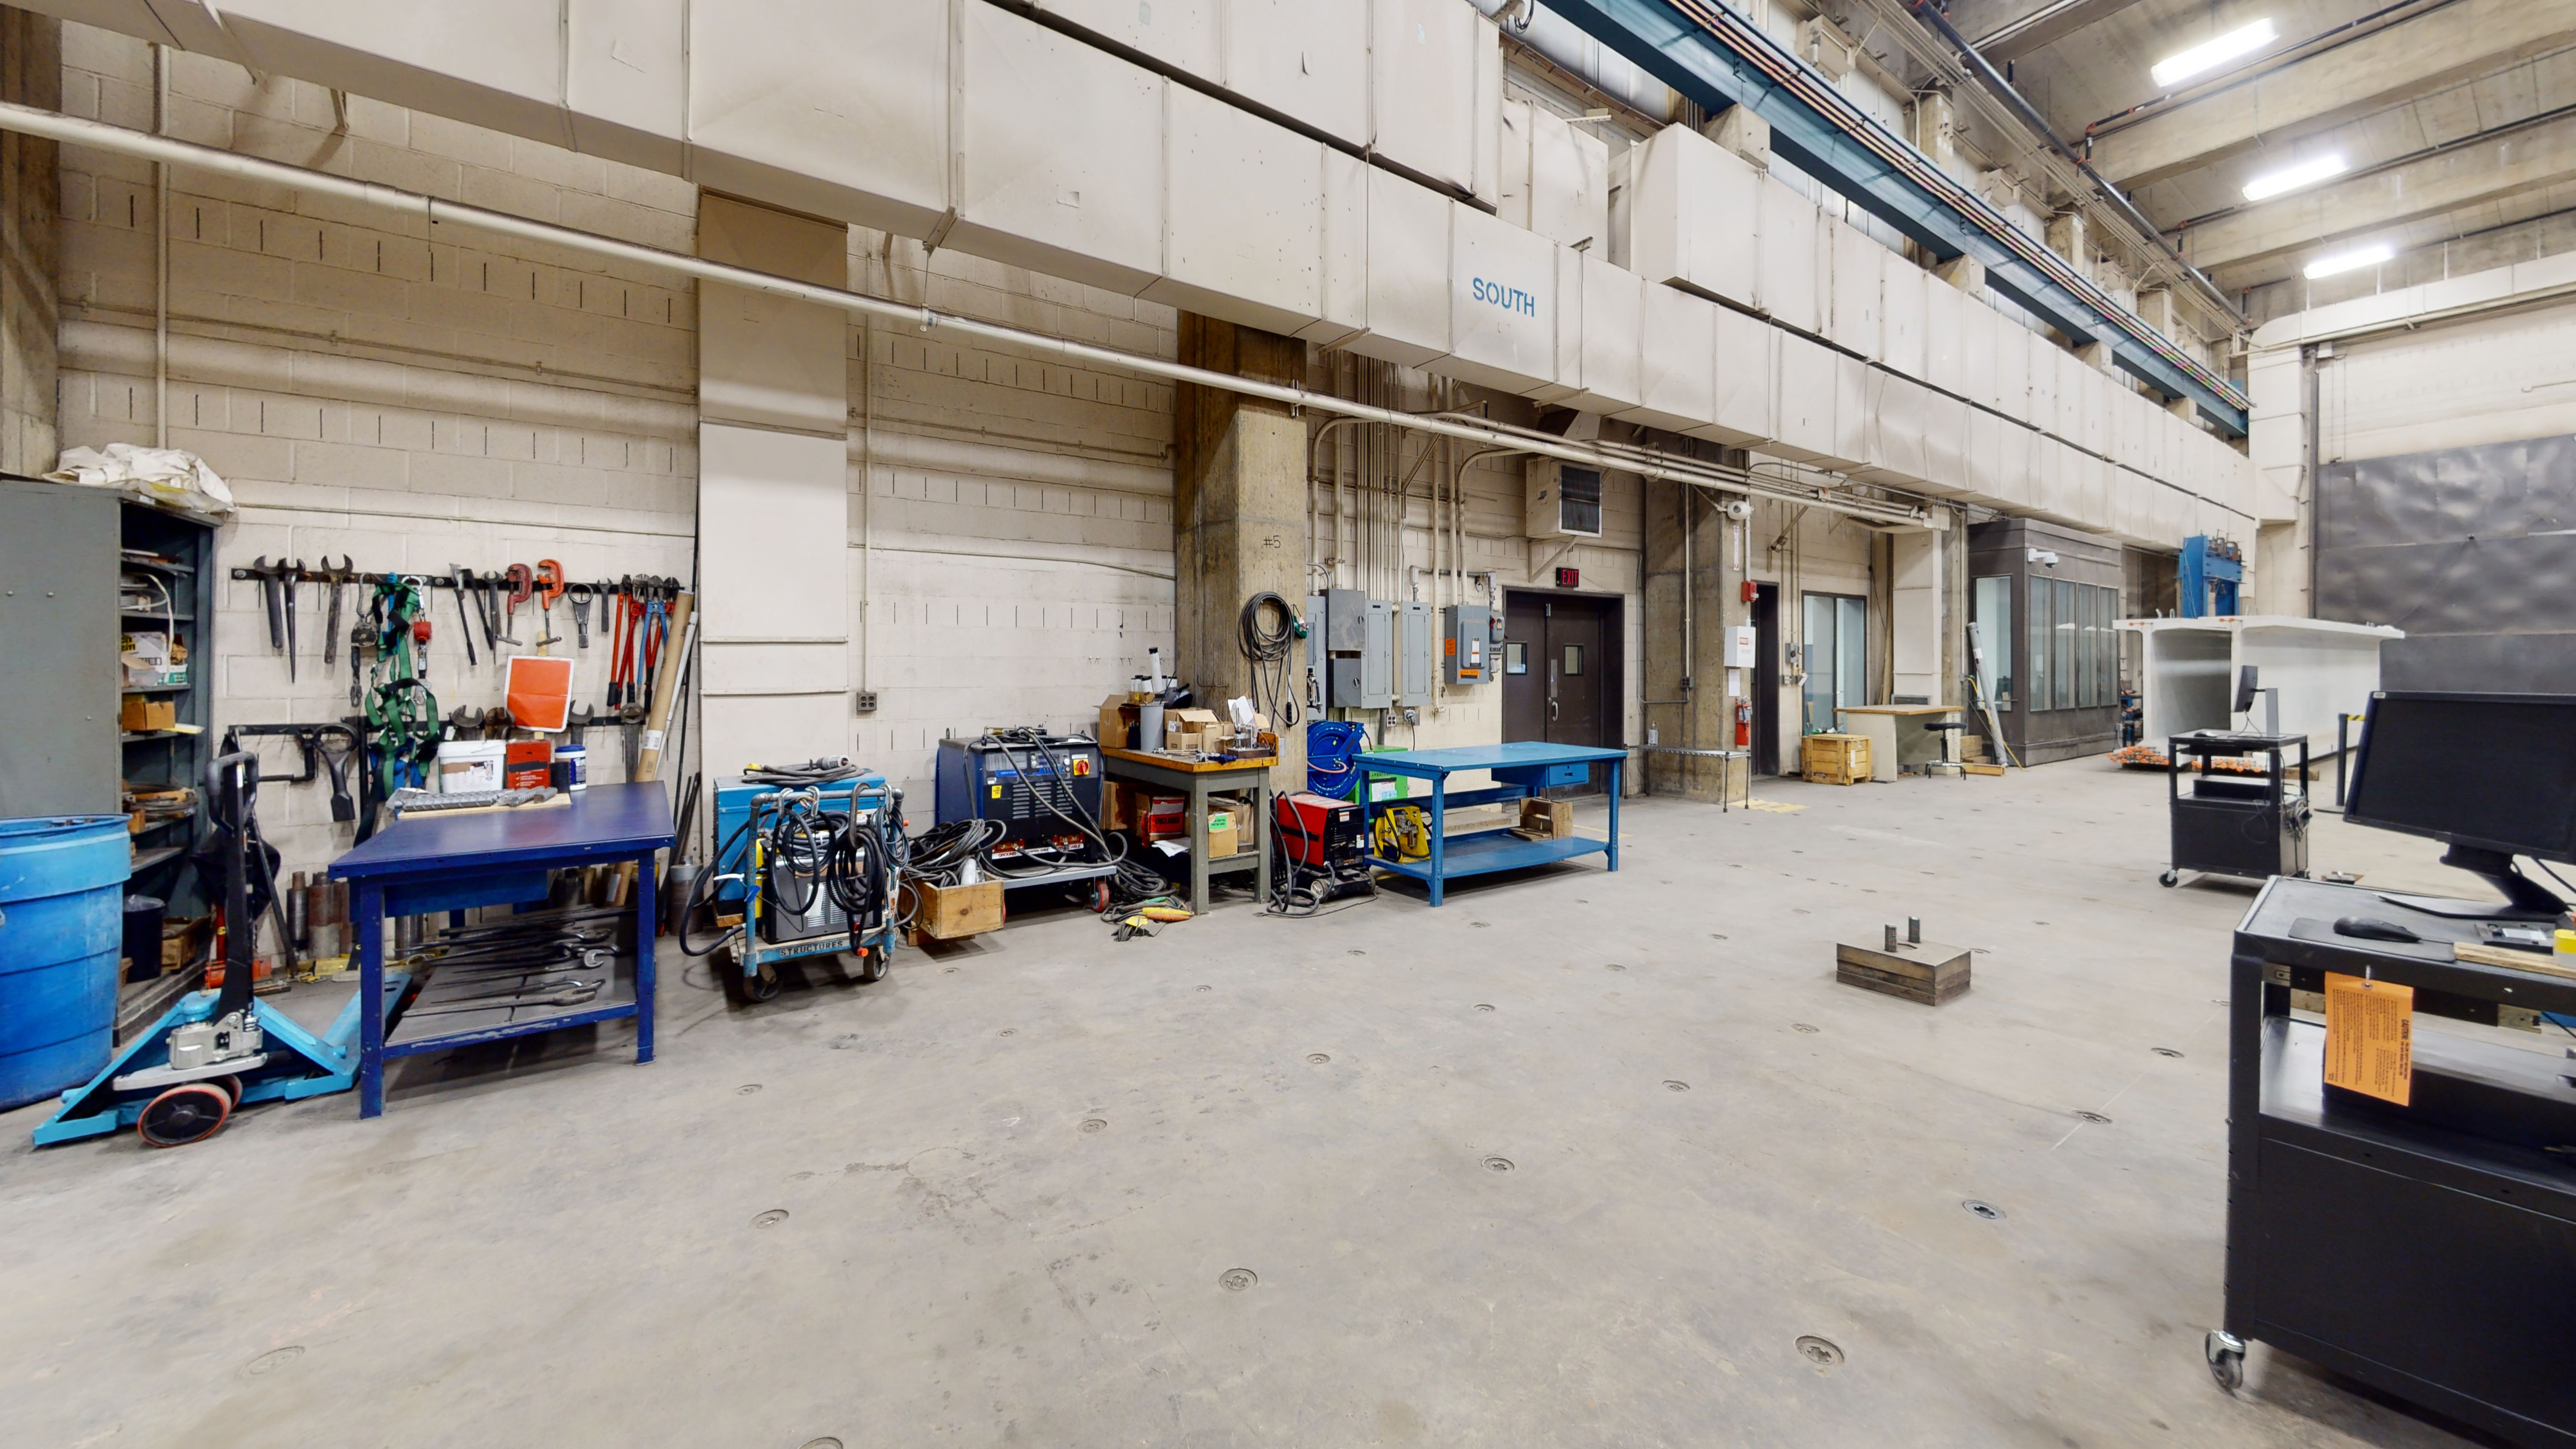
(1352, 742, 1623, 906)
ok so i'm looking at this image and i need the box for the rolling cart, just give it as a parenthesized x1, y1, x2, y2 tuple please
(2161, 732, 2309, 888)
(706, 772, 898, 1003)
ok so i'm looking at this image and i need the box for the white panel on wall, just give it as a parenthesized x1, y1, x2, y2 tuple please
(1770, 330, 1837, 463)
(1998, 420, 2035, 507)
(691, 0, 949, 235)
(1618, 287, 1717, 433)
(1534, 243, 1584, 404)
(1348, 168, 1451, 368)
(1923, 389, 1967, 491)
(1707, 304, 1777, 445)
(1826, 222, 1883, 361)
(2076, 366, 2109, 457)
(1301, 148, 1371, 347)
(1444, 202, 1559, 390)
(1881, 258, 1925, 381)
(219, 0, 569, 144)
(568, 0, 686, 171)
(1755, 178, 1820, 335)
(1380, 1, 1494, 197)
(2025, 332, 2057, 438)
(1924, 277, 1963, 386)
(1964, 406, 2002, 503)
(1863, 370, 1926, 482)
(2055, 348, 2086, 443)
(1528, 107, 1610, 251)
(700, 422, 849, 765)
(1037, 0, 1221, 76)
(1829, 353, 1868, 469)
(1567, 253, 1644, 414)
(1226, 0, 1369, 145)
(1624, 124, 1759, 308)
(1992, 314, 2029, 422)
(1149, 86, 1325, 333)
(956, 6, 1166, 294)
(1959, 297, 1998, 411)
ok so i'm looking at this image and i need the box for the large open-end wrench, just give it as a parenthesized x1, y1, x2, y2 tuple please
(319, 556, 354, 667)
(449, 565, 480, 667)
(251, 556, 285, 656)
(403, 984, 602, 1017)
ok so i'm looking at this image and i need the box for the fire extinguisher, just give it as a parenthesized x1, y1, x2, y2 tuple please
(1734, 697, 1752, 748)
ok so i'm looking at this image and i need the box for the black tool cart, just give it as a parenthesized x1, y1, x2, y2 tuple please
(2160, 731, 2308, 887)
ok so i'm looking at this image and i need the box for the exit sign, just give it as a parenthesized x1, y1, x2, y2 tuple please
(1555, 567, 1580, 588)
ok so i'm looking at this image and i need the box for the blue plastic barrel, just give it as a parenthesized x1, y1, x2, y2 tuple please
(0, 816, 133, 1110)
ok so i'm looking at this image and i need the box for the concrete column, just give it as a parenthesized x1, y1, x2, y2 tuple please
(1701, 106, 1771, 171)
(694, 194, 852, 776)
(1641, 476, 1746, 802)
(1912, 89, 1957, 168)
(0, 8, 59, 476)
(2076, 339, 2115, 373)
(2045, 212, 2089, 282)
(1173, 314, 1307, 794)
(1934, 255, 1986, 298)
(1890, 529, 1945, 703)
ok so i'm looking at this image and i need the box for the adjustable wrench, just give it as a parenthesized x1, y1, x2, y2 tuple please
(282, 559, 304, 681)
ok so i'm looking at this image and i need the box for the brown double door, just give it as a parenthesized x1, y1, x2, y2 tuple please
(1502, 591, 1621, 796)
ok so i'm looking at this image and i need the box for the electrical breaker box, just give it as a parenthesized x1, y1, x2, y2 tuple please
(1329, 597, 1393, 709)
(1444, 604, 1500, 684)
(1305, 591, 1327, 676)
(1398, 601, 1432, 708)
(1525, 459, 1605, 539)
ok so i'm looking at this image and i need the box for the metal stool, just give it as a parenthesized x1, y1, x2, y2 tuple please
(1923, 719, 1967, 779)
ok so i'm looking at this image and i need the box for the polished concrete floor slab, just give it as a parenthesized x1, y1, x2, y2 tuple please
(0, 761, 2512, 1448)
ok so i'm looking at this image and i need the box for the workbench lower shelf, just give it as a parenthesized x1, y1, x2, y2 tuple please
(386, 963, 640, 1053)
(1370, 827, 1609, 885)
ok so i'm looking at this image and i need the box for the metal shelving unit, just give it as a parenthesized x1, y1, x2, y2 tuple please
(117, 498, 218, 921)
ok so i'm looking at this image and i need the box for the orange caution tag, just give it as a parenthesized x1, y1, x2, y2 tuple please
(2322, 971, 2413, 1106)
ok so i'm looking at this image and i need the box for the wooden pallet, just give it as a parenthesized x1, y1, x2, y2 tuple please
(1836, 937, 1971, 1005)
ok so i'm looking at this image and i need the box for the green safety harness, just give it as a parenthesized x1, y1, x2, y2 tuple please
(364, 577, 443, 798)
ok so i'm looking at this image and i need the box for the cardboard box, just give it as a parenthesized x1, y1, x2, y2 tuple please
(915, 879, 1005, 939)
(1206, 808, 1238, 859)
(1165, 707, 1222, 753)
(1518, 798, 1573, 839)
(1097, 694, 1140, 752)
(119, 696, 175, 732)
(1140, 793, 1186, 840)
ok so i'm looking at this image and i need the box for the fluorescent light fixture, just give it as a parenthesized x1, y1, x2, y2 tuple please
(2304, 243, 2394, 280)
(2151, 18, 2277, 88)
(2242, 153, 2348, 201)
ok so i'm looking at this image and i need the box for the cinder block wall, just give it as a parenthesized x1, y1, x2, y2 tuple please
(54, 23, 1178, 881)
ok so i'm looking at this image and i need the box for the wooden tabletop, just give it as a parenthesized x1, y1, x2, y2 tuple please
(1837, 705, 1964, 716)
(1102, 746, 1278, 774)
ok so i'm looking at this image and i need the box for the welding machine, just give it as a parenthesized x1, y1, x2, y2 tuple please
(701, 765, 896, 1001)
(935, 732, 1106, 845)
(1276, 791, 1364, 868)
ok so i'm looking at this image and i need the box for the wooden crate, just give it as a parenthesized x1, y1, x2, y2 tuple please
(1836, 937, 1971, 1005)
(912, 879, 1004, 941)
(1801, 733, 1872, 785)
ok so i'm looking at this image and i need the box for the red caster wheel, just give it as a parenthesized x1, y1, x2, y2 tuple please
(138, 1082, 232, 1148)
(1092, 879, 1113, 914)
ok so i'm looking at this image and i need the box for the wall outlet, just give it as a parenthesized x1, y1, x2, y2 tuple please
(854, 690, 878, 714)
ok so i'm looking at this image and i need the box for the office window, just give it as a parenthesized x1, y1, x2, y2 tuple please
(1971, 575, 2012, 708)
(2051, 578, 2077, 711)
(2025, 577, 2051, 715)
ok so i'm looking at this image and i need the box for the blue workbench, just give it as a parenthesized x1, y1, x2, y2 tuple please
(328, 783, 674, 1117)
(1354, 742, 1624, 905)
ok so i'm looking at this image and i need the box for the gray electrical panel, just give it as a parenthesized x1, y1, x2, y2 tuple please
(1305, 591, 1327, 677)
(1329, 596, 1393, 709)
(1443, 604, 1500, 685)
(1398, 601, 1432, 707)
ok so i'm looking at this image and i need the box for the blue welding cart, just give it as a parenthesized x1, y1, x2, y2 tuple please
(709, 772, 897, 1002)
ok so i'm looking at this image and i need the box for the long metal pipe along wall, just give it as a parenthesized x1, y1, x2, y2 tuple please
(0, 99, 1937, 532)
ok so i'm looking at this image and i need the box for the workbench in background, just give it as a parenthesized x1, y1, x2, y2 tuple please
(1835, 704, 1962, 781)
(329, 782, 673, 1117)
(1353, 742, 1622, 906)
(1101, 747, 1271, 915)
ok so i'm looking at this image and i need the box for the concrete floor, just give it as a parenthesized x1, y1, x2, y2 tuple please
(0, 761, 2517, 1448)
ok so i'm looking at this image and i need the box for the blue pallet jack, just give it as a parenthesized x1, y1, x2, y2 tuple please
(35, 753, 408, 1147)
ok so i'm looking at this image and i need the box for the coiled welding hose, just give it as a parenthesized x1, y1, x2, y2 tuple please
(1238, 591, 1302, 732)
(1305, 719, 1370, 799)
(978, 728, 1175, 912)
(741, 757, 862, 788)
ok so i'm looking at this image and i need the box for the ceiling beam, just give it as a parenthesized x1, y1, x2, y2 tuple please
(2088, 0, 2576, 189)
(1950, 0, 2152, 65)
(2179, 107, 2576, 274)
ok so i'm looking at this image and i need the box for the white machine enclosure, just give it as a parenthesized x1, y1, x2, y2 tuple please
(2123, 615, 2405, 756)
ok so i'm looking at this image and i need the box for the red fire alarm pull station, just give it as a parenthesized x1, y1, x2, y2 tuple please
(1740, 580, 1758, 604)
(1556, 567, 1580, 589)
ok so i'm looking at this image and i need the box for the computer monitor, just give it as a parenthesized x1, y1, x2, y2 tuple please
(2232, 665, 2259, 715)
(2343, 691, 2576, 919)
